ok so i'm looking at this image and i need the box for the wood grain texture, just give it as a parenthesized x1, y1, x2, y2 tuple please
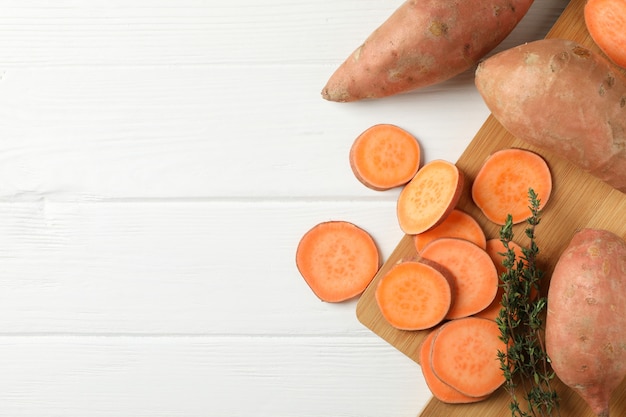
(0, 66, 492, 199)
(0, 200, 406, 334)
(357, 0, 626, 416)
(0, 336, 427, 417)
(0, 0, 564, 67)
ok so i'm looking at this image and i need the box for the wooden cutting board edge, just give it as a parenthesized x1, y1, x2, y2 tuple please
(355, 0, 626, 415)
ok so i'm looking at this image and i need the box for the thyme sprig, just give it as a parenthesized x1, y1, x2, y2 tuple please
(496, 189, 560, 417)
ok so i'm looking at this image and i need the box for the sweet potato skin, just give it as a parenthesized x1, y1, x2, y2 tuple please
(545, 228, 626, 417)
(475, 38, 626, 193)
(321, 0, 534, 102)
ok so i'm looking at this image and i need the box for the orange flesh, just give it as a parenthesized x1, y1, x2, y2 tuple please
(472, 148, 552, 225)
(296, 221, 379, 302)
(430, 317, 507, 398)
(420, 238, 498, 320)
(476, 239, 538, 320)
(350, 124, 421, 190)
(484, 238, 524, 276)
(419, 330, 489, 404)
(475, 239, 522, 320)
(375, 261, 451, 330)
(585, 0, 626, 68)
(414, 209, 486, 253)
(397, 159, 463, 235)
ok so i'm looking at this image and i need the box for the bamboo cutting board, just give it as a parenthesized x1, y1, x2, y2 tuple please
(355, 0, 626, 415)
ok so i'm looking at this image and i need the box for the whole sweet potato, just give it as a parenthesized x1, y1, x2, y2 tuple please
(321, 0, 534, 102)
(475, 38, 626, 193)
(546, 228, 626, 417)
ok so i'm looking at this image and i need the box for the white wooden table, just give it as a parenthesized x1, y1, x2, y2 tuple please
(0, 1, 569, 416)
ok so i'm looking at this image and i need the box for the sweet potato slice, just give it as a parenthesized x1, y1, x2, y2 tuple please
(375, 261, 451, 330)
(472, 148, 552, 225)
(430, 317, 507, 398)
(397, 159, 464, 235)
(474, 238, 525, 320)
(420, 237, 498, 320)
(349, 124, 421, 191)
(414, 209, 486, 253)
(296, 221, 379, 302)
(419, 329, 489, 404)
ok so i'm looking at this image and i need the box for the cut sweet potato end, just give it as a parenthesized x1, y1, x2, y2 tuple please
(471, 148, 552, 225)
(430, 317, 507, 398)
(585, 0, 626, 68)
(296, 221, 379, 303)
(375, 261, 451, 330)
(420, 238, 498, 320)
(397, 159, 464, 235)
(414, 209, 486, 253)
(419, 329, 490, 404)
(350, 124, 421, 191)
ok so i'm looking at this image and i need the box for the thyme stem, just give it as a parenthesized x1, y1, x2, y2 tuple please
(496, 189, 560, 417)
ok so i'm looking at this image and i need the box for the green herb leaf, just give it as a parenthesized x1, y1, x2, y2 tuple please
(497, 188, 560, 417)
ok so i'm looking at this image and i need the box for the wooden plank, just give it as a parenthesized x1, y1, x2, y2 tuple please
(0, 65, 490, 199)
(0, 0, 567, 200)
(0, 200, 405, 334)
(0, 0, 564, 67)
(356, 0, 626, 416)
(0, 335, 425, 417)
